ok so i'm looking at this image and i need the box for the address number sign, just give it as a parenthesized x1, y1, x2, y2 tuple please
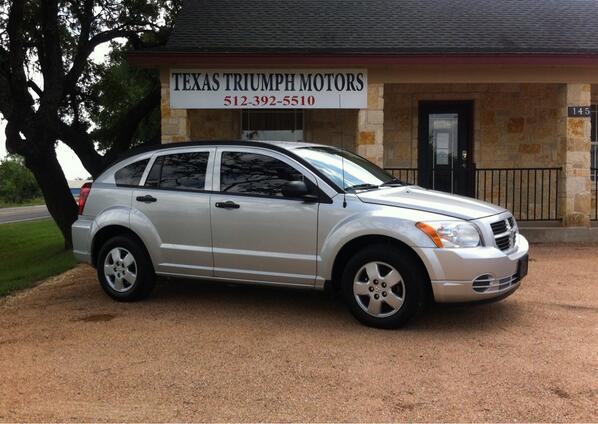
(568, 106, 592, 117)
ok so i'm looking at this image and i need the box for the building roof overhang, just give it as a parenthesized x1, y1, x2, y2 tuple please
(129, 51, 598, 68)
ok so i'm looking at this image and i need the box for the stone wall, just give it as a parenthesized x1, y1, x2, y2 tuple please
(591, 84, 597, 222)
(188, 110, 240, 139)
(160, 70, 190, 143)
(384, 83, 563, 169)
(304, 110, 357, 150)
(383, 83, 568, 220)
(184, 109, 361, 148)
(185, 109, 358, 146)
(561, 84, 592, 226)
(356, 84, 384, 166)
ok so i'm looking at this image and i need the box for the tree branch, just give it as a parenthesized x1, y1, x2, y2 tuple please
(64, 28, 140, 94)
(27, 80, 43, 97)
(38, 0, 64, 110)
(6, 0, 35, 117)
(5, 120, 28, 156)
(62, 0, 94, 95)
(1, 0, 37, 150)
(58, 83, 160, 176)
(57, 121, 105, 178)
(102, 84, 160, 164)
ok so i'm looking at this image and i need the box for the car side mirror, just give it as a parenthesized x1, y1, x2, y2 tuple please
(281, 180, 317, 201)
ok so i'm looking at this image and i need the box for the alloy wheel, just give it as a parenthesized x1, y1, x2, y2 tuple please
(353, 261, 405, 318)
(103, 247, 137, 293)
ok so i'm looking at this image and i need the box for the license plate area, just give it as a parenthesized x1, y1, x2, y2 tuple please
(517, 254, 529, 279)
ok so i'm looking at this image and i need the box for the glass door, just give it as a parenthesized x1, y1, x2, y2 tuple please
(418, 101, 474, 196)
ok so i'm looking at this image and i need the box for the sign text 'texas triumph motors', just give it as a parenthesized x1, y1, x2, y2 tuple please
(169, 69, 368, 109)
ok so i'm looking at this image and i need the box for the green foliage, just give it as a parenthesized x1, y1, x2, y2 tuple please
(59, 1, 183, 155)
(89, 44, 162, 152)
(0, 0, 182, 163)
(0, 197, 45, 209)
(0, 219, 76, 296)
(0, 156, 41, 204)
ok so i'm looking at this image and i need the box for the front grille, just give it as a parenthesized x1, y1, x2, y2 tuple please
(473, 273, 519, 293)
(490, 220, 507, 234)
(490, 215, 517, 251)
(495, 235, 511, 250)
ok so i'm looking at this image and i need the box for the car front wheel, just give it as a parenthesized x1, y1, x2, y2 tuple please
(341, 244, 425, 329)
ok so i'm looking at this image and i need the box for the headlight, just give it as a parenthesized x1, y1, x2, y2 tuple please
(416, 221, 481, 248)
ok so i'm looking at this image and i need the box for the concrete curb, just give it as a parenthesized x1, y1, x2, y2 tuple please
(520, 227, 598, 243)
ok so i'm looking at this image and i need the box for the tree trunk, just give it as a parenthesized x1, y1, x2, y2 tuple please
(25, 147, 78, 249)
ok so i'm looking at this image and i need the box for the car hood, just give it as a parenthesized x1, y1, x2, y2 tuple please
(357, 186, 506, 220)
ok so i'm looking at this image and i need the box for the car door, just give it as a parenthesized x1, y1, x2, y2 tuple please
(211, 147, 318, 286)
(132, 147, 215, 277)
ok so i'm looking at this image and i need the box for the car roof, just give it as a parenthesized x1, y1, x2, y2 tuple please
(110, 139, 335, 165)
(103, 140, 345, 193)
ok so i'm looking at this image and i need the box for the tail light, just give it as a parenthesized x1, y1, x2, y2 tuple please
(78, 182, 92, 215)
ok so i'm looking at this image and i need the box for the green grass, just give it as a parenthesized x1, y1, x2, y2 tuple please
(0, 197, 46, 208)
(0, 219, 77, 296)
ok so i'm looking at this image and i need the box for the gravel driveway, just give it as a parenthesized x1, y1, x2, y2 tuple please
(0, 244, 597, 422)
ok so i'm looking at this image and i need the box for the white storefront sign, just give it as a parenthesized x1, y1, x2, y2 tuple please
(169, 69, 367, 109)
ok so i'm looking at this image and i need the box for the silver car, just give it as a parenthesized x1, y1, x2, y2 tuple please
(72, 141, 529, 328)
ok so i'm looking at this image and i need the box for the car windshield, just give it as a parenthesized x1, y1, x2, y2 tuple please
(294, 146, 398, 191)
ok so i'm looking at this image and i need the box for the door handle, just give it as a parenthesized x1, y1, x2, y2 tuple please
(136, 195, 157, 203)
(215, 201, 240, 209)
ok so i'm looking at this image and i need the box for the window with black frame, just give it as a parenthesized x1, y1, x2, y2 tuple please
(241, 109, 303, 141)
(219, 151, 304, 197)
(115, 159, 149, 186)
(144, 152, 209, 191)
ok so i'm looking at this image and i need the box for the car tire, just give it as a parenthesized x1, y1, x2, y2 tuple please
(341, 244, 425, 329)
(97, 235, 155, 302)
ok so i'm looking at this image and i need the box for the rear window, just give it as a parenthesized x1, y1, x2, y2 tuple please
(144, 152, 209, 191)
(114, 159, 149, 186)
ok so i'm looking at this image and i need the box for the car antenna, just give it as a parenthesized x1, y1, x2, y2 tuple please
(340, 96, 347, 208)
(342, 152, 347, 208)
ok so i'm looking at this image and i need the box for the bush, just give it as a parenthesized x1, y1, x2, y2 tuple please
(0, 157, 41, 204)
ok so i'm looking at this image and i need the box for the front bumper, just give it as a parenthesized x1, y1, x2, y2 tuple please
(414, 234, 529, 303)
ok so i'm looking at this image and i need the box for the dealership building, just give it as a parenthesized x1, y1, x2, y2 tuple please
(130, 0, 598, 238)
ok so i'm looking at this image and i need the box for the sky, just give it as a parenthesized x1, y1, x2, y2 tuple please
(0, 43, 114, 180)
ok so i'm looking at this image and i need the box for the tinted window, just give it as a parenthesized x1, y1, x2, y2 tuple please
(115, 159, 149, 186)
(220, 152, 304, 197)
(144, 157, 163, 188)
(146, 152, 209, 191)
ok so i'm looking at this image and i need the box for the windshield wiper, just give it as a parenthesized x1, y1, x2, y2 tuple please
(345, 183, 380, 192)
(380, 178, 405, 187)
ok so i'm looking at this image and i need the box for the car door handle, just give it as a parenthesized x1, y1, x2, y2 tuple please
(215, 201, 240, 209)
(136, 195, 157, 203)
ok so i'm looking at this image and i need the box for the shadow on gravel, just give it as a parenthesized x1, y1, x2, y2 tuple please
(148, 276, 523, 332)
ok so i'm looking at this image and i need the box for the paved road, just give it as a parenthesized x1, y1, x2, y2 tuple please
(0, 245, 596, 422)
(0, 205, 50, 224)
